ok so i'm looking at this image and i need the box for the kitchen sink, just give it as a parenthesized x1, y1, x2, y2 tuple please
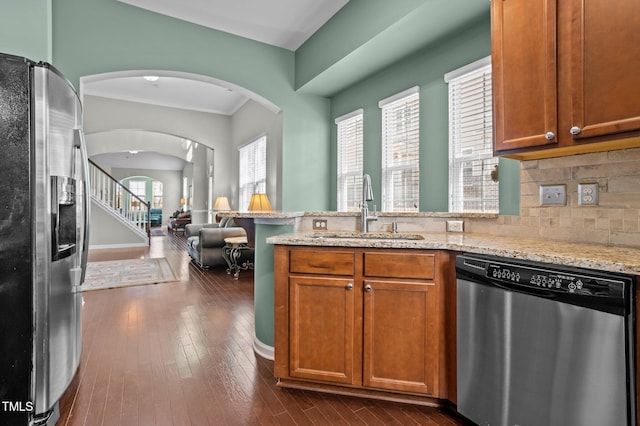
(304, 232, 424, 240)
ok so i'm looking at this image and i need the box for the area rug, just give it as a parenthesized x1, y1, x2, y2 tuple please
(150, 227, 167, 236)
(82, 257, 178, 292)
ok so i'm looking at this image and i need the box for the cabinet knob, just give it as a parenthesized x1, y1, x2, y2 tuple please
(364, 284, 372, 292)
(545, 132, 555, 141)
(346, 283, 353, 290)
(570, 126, 582, 135)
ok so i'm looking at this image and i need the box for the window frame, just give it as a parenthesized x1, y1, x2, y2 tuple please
(446, 56, 499, 214)
(152, 180, 163, 208)
(238, 135, 267, 212)
(379, 86, 420, 212)
(336, 109, 364, 212)
(128, 179, 146, 210)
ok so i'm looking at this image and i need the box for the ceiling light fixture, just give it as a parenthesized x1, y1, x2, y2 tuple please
(143, 76, 159, 82)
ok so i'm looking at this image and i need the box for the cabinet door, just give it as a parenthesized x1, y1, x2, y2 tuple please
(570, 0, 640, 140)
(492, 0, 558, 152)
(363, 280, 438, 395)
(289, 276, 359, 385)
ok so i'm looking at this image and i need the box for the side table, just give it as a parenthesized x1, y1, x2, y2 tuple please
(222, 236, 254, 279)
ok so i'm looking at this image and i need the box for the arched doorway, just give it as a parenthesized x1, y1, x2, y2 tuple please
(81, 70, 282, 227)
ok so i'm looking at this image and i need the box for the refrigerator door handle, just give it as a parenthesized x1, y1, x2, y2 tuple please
(74, 128, 90, 287)
(69, 266, 83, 289)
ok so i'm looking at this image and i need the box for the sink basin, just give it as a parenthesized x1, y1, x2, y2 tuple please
(304, 232, 424, 240)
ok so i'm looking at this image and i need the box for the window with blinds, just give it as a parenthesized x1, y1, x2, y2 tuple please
(446, 57, 498, 213)
(336, 109, 364, 212)
(239, 136, 267, 211)
(379, 87, 420, 212)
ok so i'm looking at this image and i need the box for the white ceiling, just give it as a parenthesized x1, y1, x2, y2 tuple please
(83, 73, 250, 116)
(117, 0, 349, 51)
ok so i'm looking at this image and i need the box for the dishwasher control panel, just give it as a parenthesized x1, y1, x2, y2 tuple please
(485, 262, 623, 298)
(458, 254, 633, 326)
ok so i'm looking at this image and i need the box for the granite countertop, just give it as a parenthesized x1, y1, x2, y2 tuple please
(266, 231, 640, 276)
(219, 211, 496, 219)
(219, 211, 304, 219)
(301, 211, 498, 219)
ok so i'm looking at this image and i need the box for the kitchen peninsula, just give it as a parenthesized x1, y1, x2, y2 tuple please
(266, 212, 640, 409)
(226, 209, 640, 358)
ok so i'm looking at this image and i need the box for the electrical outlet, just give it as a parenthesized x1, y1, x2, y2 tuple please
(312, 219, 328, 230)
(447, 220, 464, 232)
(578, 183, 599, 206)
(539, 185, 567, 206)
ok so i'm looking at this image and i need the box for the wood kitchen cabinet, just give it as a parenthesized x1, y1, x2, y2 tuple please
(362, 279, 438, 394)
(492, 0, 640, 159)
(289, 274, 358, 385)
(274, 245, 457, 404)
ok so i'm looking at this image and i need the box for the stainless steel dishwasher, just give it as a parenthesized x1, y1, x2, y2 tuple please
(456, 253, 636, 426)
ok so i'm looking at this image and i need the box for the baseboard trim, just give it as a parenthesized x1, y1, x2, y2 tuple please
(253, 336, 274, 360)
(89, 242, 149, 250)
(276, 378, 453, 409)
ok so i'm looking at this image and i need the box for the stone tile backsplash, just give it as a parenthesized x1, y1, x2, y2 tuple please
(467, 147, 640, 248)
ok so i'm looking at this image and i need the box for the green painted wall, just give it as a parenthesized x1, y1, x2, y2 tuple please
(498, 158, 520, 215)
(2, 1, 519, 216)
(295, 0, 424, 90)
(49, 0, 330, 212)
(329, 17, 520, 214)
(0, 0, 52, 62)
(253, 223, 293, 347)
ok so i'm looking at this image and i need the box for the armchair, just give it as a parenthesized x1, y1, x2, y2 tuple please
(168, 210, 191, 234)
(185, 217, 254, 269)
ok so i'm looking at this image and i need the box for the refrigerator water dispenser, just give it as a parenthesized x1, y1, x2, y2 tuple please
(51, 176, 77, 261)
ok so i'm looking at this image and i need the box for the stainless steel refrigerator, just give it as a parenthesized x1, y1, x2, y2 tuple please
(0, 53, 89, 425)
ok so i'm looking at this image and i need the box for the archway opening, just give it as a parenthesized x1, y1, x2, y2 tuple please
(81, 70, 282, 236)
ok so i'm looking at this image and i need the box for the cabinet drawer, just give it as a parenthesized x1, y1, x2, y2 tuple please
(364, 252, 435, 280)
(290, 249, 355, 276)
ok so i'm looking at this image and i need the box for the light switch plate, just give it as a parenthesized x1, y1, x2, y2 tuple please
(539, 185, 567, 206)
(578, 183, 599, 206)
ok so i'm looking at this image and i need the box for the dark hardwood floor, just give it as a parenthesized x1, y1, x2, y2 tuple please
(57, 230, 470, 425)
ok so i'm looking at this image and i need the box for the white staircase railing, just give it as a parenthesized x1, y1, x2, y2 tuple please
(89, 159, 150, 241)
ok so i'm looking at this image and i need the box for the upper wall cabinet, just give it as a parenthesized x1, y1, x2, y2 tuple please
(492, 0, 640, 159)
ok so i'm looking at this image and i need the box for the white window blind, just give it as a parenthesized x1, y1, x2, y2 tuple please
(239, 136, 267, 211)
(446, 57, 498, 213)
(379, 87, 420, 212)
(336, 109, 363, 212)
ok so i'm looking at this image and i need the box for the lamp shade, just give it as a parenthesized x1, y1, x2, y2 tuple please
(180, 197, 186, 205)
(213, 196, 231, 211)
(248, 193, 272, 211)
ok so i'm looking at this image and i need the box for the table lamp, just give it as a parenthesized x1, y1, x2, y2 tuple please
(214, 196, 231, 222)
(213, 196, 231, 211)
(247, 193, 272, 211)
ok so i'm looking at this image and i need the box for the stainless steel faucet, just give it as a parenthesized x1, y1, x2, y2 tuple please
(361, 174, 378, 232)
